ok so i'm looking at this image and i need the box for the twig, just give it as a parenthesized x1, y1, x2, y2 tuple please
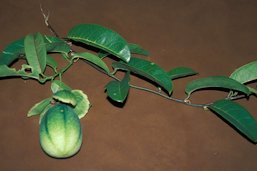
(38, 8, 225, 109)
(40, 4, 60, 38)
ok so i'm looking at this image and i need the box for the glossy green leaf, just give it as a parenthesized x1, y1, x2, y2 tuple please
(71, 52, 110, 73)
(39, 104, 53, 124)
(46, 55, 58, 72)
(0, 64, 35, 79)
(44, 35, 71, 54)
(167, 67, 197, 80)
(0, 65, 19, 77)
(248, 86, 257, 95)
(0, 37, 24, 65)
(53, 90, 77, 106)
(112, 57, 173, 94)
(67, 24, 131, 62)
(51, 80, 72, 93)
(0, 35, 70, 66)
(24, 33, 47, 75)
(105, 72, 130, 103)
(209, 99, 257, 142)
(98, 50, 109, 59)
(230, 61, 257, 84)
(72, 90, 91, 119)
(27, 98, 52, 117)
(185, 76, 251, 96)
(97, 43, 150, 57)
(128, 43, 150, 56)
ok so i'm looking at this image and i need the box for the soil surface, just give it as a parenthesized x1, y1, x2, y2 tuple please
(0, 0, 257, 170)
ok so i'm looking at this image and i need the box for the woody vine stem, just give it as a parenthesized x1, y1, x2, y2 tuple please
(40, 6, 239, 109)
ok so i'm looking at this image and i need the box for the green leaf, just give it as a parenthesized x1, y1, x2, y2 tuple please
(185, 76, 251, 96)
(0, 35, 70, 66)
(24, 33, 47, 75)
(44, 35, 71, 54)
(0, 37, 24, 65)
(128, 43, 150, 56)
(0, 64, 33, 79)
(71, 52, 110, 73)
(46, 55, 58, 72)
(51, 80, 72, 93)
(0, 65, 19, 77)
(39, 104, 52, 124)
(112, 57, 173, 94)
(167, 67, 197, 80)
(97, 43, 150, 58)
(230, 61, 257, 84)
(98, 50, 109, 59)
(67, 24, 131, 62)
(71, 90, 91, 119)
(52, 90, 77, 106)
(209, 99, 257, 142)
(27, 98, 52, 117)
(105, 72, 130, 103)
(248, 86, 257, 95)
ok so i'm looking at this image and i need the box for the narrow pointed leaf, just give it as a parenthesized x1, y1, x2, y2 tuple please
(106, 72, 130, 103)
(112, 57, 173, 94)
(128, 43, 150, 56)
(72, 52, 110, 73)
(44, 35, 71, 54)
(72, 90, 91, 119)
(230, 61, 257, 84)
(53, 90, 77, 106)
(67, 24, 131, 62)
(46, 55, 58, 72)
(24, 33, 47, 75)
(51, 80, 72, 93)
(209, 99, 257, 142)
(167, 67, 197, 80)
(27, 98, 52, 117)
(185, 76, 251, 96)
(0, 37, 24, 65)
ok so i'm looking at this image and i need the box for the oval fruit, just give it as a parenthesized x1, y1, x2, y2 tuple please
(39, 103, 82, 158)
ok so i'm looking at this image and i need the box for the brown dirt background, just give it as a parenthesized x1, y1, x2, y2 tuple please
(0, 0, 257, 170)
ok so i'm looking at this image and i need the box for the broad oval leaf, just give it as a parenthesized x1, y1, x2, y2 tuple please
(53, 90, 77, 106)
(105, 72, 130, 103)
(209, 99, 257, 142)
(230, 61, 257, 84)
(167, 67, 197, 80)
(71, 52, 110, 73)
(112, 57, 173, 94)
(24, 33, 47, 75)
(128, 43, 150, 56)
(67, 24, 131, 62)
(0, 37, 24, 65)
(51, 80, 72, 93)
(72, 90, 91, 119)
(27, 98, 52, 117)
(185, 76, 250, 96)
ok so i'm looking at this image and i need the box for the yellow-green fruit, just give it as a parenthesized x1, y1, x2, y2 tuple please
(39, 104, 82, 158)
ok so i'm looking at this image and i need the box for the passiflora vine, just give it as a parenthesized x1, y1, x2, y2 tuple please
(0, 11, 256, 158)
